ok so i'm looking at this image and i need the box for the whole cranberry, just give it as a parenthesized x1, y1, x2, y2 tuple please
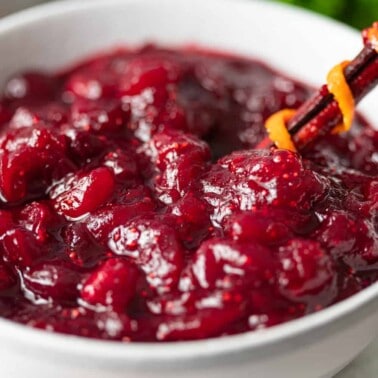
(18, 201, 64, 242)
(277, 239, 336, 308)
(0, 126, 72, 203)
(109, 217, 184, 293)
(2, 228, 43, 269)
(81, 258, 139, 311)
(85, 193, 155, 245)
(62, 223, 105, 268)
(23, 260, 84, 303)
(167, 191, 213, 249)
(149, 129, 210, 204)
(154, 305, 243, 341)
(179, 238, 276, 292)
(4, 72, 57, 103)
(49, 167, 116, 219)
(118, 57, 181, 96)
(224, 211, 291, 245)
(101, 147, 139, 184)
(201, 149, 327, 226)
(316, 210, 378, 270)
(8, 103, 68, 130)
(70, 98, 129, 133)
(64, 71, 117, 100)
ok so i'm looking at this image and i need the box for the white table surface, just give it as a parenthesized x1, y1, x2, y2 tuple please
(336, 337, 378, 378)
(0, 1, 377, 377)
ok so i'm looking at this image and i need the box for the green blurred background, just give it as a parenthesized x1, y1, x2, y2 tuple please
(274, 0, 377, 29)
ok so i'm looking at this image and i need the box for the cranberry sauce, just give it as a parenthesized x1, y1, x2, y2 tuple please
(0, 45, 376, 342)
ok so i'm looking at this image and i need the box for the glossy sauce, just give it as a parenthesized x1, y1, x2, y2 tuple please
(0, 45, 376, 341)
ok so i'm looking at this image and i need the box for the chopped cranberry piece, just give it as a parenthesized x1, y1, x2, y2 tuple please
(118, 57, 181, 96)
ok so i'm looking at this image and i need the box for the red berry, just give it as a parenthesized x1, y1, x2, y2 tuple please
(23, 261, 83, 303)
(85, 195, 155, 245)
(70, 98, 129, 133)
(101, 148, 139, 183)
(179, 239, 276, 291)
(62, 223, 105, 268)
(224, 211, 291, 245)
(118, 57, 180, 96)
(149, 129, 210, 204)
(0, 210, 15, 237)
(201, 149, 326, 226)
(4, 72, 57, 103)
(316, 211, 378, 271)
(50, 167, 115, 219)
(18, 201, 63, 242)
(9, 103, 68, 130)
(154, 306, 243, 341)
(109, 218, 184, 293)
(2, 228, 43, 269)
(81, 258, 139, 311)
(0, 126, 72, 203)
(0, 262, 16, 291)
(277, 239, 336, 307)
(167, 192, 213, 249)
(64, 70, 117, 100)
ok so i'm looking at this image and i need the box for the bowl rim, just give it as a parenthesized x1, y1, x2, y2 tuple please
(0, 0, 377, 363)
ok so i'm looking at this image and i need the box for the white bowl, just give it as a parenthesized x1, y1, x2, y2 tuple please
(0, 1, 377, 377)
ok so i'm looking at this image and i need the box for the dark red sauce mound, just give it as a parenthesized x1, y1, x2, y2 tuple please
(0, 45, 377, 342)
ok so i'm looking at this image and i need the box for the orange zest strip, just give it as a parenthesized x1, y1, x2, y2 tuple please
(264, 109, 297, 152)
(367, 24, 378, 52)
(326, 61, 354, 133)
